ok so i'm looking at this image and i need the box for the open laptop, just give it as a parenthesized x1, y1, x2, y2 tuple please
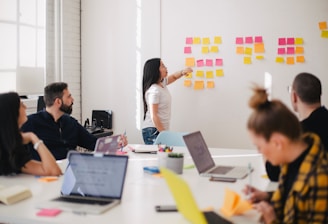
(36, 151, 129, 214)
(160, 167, 232, 224)
(94, 134, 121, 154)
(183, 131, 251, 179)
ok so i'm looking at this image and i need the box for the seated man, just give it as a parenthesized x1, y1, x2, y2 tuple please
(21, 82, 127, 160)
(266, 72, 328, 181)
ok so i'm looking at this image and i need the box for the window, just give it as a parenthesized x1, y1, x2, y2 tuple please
(0, 0, 45, 94)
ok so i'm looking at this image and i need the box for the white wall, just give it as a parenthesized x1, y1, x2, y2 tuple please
(81, 0, 328, 148)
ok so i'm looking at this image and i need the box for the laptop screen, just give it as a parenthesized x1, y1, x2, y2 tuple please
(183, 131, 216, 173)
(61, 152, 128, 199)
(94, 135, 121, 154)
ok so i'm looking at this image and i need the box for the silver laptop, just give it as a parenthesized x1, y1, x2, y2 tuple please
(37, 151, 129, 214)
(94, 134, 121, 154)
(183, 131, 251, 179)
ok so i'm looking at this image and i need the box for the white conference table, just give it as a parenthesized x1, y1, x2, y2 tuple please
(0, 145, 277, 224)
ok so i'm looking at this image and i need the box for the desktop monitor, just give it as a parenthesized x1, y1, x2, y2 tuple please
(92, 110, 112, 129)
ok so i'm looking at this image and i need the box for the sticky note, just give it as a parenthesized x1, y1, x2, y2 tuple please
(287, 37, 295, 45)
(194, 81, 204, 90)
(236, 37, 243, 44)
(184, 80, 192, 87)
(286, 57, 295, 65)
(197, 59, 204, 67)
(186, 37, 193, 44)
(215, 58, 223, 66)
(254, 36, 263, 43)
(210, 46, 219, 53)
(236, 46, 244, 54)
(185, 58, 195, 67)
(38, 176, 59, 182)
(256, 55, 264, 60)
(319, 21, 327, 30)
(296, 55, 305, 63)
(206, 71, 214, 79)
(201, 46, 209, 54)
(207, 81, 215, 89)
(295, 46, 304, 54)
(184, 46, 192, 54)
(244, 47, 252, 55)
(202, 37, 210, 45)
(37, 208, 62, 217)
(196, 70, 204, 77)
(275, 57, 284, 63)
(278, 48, 285, 55)
(295, 37, 303, 45)
(243, 57, 252, 64)
(278, 38, 286, 45)
(254, 43, 264, 53)
(321, 30, 328, 38)
(205, 59, 213, 67)
(220, 188, 252, 217)
(287, 47, 295, 54)
(214, 36, 222, 44)
(185, 73, 192, 78)
(216, 69, 224, 77)
(193, 37, 201, 44)
(245, 36, 253, 44)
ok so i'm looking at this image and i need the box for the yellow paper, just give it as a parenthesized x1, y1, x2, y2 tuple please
(185, 58, 195, 67)
(196, 70, 204, 77)
(202, 37, 210, 45)
(207, 81, 215, 89)
(214, 36, 222, 44)
(206, 71, 214, 79)
(243, 57, 252, 64)
(220, 188, 252, 217)
(184, 80, 192, 87)
(194, 81, 204, 90)
(275, 57, 284, 63)
(244, 47, 252, 55)
(255, 55, 264, 60)
(319, 21, 327, 30)
(202, 46, 209, 54)
(321, 30, 328, 38)
(216, 69, 224, 77)
(236, 46, 244, 54)
(193, 37, 201, 44)
(295, 46, 304, 54)
(286, 57, 295, 65)
(296, 55, 305, 63)
(254, 43, 264, 53)
(185, 73, 192, 78)
(295, 37, 303, 45)
(210, 46, 219, 53)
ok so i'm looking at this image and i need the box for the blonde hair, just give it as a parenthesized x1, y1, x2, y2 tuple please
(247, 85, 301, 141)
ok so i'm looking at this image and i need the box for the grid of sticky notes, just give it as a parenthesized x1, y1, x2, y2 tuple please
(319, 21, 328, 38)
(235, 36, 265, 64)
(184, 36, 223, 90)
(275, 37, 305, 64)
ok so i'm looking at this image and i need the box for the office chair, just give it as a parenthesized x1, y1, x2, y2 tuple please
(37, 96, 45, 112)
(153, 131, 188, 147)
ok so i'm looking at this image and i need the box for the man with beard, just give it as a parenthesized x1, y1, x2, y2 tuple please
(21, 82, 127, 160)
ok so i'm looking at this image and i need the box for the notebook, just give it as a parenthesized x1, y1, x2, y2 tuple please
(36, 151, 129, 214)
(132, 144, 158, 153)
(161, 167, 232, 224)
(183, 131, 251, 179)
(94, 134, 121, 154)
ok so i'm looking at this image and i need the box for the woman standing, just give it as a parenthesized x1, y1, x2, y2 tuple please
(0, 92, 62, 176)
(142, 58, 192, 144)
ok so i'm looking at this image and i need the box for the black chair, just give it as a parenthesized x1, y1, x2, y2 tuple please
(37, 96, 45, 112)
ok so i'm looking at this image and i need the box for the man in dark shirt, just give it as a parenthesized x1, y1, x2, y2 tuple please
(21, 82, 127, 160)
(266, 72, 328, 181)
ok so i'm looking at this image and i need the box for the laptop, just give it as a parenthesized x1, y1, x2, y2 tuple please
(94, 134, 121, 154)
(36, 151, 129, 214)
(160, 167, 232, 224)
(183, 131, 251, 179)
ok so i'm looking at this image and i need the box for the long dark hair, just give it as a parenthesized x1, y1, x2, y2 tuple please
(0, 92, 24, 174)
(142, 58, 161, 120)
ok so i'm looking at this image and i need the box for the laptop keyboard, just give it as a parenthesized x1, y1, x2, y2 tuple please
(53, 197, 113, 205)
(203, 211, 232, 224)
(209, 166, 233, 174)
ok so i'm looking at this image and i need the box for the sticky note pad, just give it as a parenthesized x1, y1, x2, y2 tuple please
(319, 21, 327, 30)
(214, 36, 222, 44)
(38, 176, 59, 182)
(37, 209, 62, 217)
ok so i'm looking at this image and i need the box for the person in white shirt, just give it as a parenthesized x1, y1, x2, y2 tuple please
(141, 58, 192, 144)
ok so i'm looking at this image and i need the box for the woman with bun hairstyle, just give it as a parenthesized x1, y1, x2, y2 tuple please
(0, 92, 62, 176)
(243, 86, 328, 223)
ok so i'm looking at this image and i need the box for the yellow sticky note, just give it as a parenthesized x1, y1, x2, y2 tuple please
(275, 57, 284, 63)
(220, 188, 252, 217)
(254, 43, 265, 53)
(185, 58, 195, 67)
(184, 79, 192, 87)
(196, 70, 204, 77)
(295, 37, 303, 45)
(295, 46, 304, 54)
(216, 69, 224, 77)
(321, 30, 328, 38)
(255, 55, 264, 60)
(244, 47, 253, 55)
(194, 81, 204, 90)
(286, 57, 295, 65)
(185, 73, 192, 78)
(193, 37, 201, 44)
(207, 81, 215, 89)
(210, 46, 219, 53)
(319, 21, 327, 30)
(296, 55, 305, 63)
(243, 57, 252, 64)
(202, 37, 210, 45)
(206, 71, 214, 79)
(214, 36, 222, 44)
(201, 46, 209, 54)
(236, 46, 244, 54)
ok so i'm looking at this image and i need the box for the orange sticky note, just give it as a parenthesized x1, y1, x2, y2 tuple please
(296, 55, 305, 63)
(254, 43, 265, 53)
(185, 58, 195, 67)
(38, 176, 59, 182)
(319, 21, 327, 30)
(236, 46, 244, 54)
(286, 57, 295, 65)
(184, 79, 192, 87)
(207, 81, 215, 89)
(194, 81, 204, 90)
(295, 46, 304, 54)
(220, 188, 252, 217)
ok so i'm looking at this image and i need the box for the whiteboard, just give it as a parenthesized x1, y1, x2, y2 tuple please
(160, 0, 328, 148)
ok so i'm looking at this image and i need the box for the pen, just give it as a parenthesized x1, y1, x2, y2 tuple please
(121, 129, 126, 152)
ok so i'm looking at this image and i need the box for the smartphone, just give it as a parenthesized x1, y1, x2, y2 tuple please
(209, 176, 237, 182)
(155, 205, 178, 212)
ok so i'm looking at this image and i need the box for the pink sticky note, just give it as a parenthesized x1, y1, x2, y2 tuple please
(287, 38, 294, 45)
(278, 38, 286, 45)
(245, 36, 253, 44)
(37, 209, 62, 217)
(287, 47, 295, 54)
(277, 48, 285, 55)
(254, 36, 263, 43)
(205, 59, 213, 66)
(197, 59, 204, 67)
(215, 59, 223, 66)
(184, 46, 192, 54)
(186, 37, 193, 44)
(236, 37, 243, 44)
